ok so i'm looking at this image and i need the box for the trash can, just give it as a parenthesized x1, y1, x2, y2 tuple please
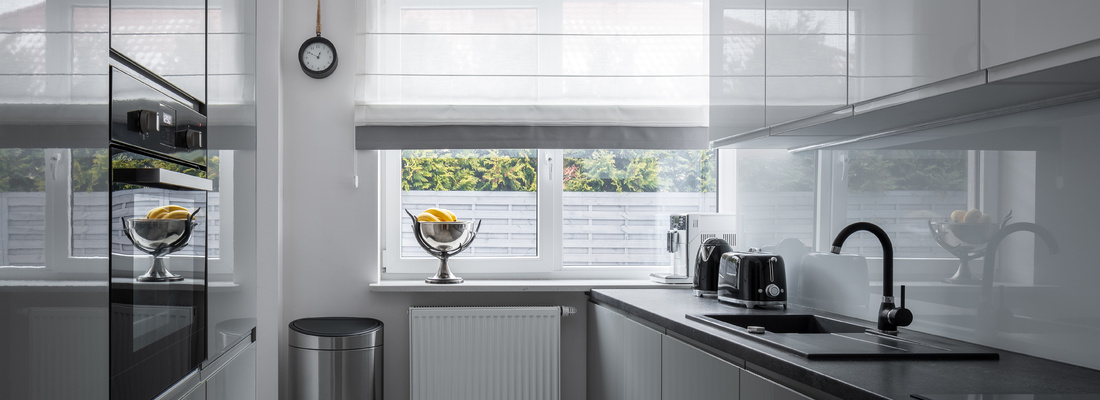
(290, 317, 383, 400)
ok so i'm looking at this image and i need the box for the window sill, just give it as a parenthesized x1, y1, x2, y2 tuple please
(369, 279, 691, 293)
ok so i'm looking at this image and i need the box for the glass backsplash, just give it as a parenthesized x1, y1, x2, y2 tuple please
(732, 97, 1100, 370)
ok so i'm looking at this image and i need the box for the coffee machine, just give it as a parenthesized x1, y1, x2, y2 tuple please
(650, 213, 737, 284)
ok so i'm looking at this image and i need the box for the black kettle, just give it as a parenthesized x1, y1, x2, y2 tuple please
(694, 237, 733, 297)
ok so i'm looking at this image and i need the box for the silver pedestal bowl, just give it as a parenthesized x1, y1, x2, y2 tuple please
(928, 220, 1002, 284)
(122, 208, 199, 282)
(406, 209, 481, 284)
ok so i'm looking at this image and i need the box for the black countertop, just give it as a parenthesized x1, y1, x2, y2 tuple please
(589, 289, 1100, 400)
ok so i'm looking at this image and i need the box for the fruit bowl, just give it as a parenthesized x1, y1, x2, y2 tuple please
(929, 222, 1001, 247)
(929, 212, 1009, 285)
(122, 208, 200, 282)
(417, 221, 476, 251)
(125, 218, 195, 249)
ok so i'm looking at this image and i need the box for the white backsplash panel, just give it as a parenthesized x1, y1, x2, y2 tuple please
(735, 97, 1100, 370)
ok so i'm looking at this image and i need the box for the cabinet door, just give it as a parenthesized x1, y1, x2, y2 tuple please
(179, 383, 206, 400)
(981, 0, 1100, 69)
(207, 342, 256, 400)
(587, 302, 662, 400)
(111, 0, 207, 101)
(740, 369, 811, 400)
(765, 0, 848, 126)
(710, 0, 767, 140)
(661, 335, 740, 400)
(848, 0, 979, 103)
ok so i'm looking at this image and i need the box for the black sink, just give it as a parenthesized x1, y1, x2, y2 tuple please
(701, 314, 867, 334)
(688, 313, 1000, 360)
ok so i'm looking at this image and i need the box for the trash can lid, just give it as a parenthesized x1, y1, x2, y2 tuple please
(289, 317, 383, 350)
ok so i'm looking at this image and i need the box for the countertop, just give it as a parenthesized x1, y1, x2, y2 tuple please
(589, 288, 1100, 400)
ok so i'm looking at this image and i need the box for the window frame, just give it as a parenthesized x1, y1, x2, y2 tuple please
(380, 149, 686, 280)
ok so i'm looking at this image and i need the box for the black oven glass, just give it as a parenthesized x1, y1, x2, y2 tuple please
(109, 153, 207, 399)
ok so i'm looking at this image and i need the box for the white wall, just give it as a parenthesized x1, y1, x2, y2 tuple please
(271, 1, 589, 399)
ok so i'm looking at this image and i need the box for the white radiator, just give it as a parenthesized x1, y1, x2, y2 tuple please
(28, 307, 109, 400)
(409, 306, 569, 400)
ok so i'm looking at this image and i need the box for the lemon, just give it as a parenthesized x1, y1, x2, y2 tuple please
(423, 208, 453, 222)
(963, 209, 983, 224)
(417, 212, 441, 222)
(949, 210, 965, 223)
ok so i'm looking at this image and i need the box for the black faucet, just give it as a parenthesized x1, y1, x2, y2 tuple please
(980, 222, 1058, 315)
(831, 222, 913, 334)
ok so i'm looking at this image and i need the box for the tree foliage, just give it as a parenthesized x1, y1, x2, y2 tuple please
(401, 150, 715, 193)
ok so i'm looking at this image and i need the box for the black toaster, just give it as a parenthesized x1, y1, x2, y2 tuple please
(717, 249, 787, 309)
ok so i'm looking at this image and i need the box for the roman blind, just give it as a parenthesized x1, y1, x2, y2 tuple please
(355, 0, 710, 149)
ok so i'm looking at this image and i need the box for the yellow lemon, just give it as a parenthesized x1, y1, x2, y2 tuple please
(424, 208, 452, 222)
(416, 212, 441, 222)
(963, 209, 983, 224)
(949, 210, 965, 223)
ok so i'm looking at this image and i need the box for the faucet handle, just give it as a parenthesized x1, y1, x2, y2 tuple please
(888, 285, 914, 327)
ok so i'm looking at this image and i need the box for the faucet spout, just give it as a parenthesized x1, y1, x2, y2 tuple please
(981, 222, 1058, 310)
(831, 222, 912, 334)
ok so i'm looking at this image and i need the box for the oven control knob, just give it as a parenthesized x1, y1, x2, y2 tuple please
(766, 284, 781, 297)
(127, 110, 159, 135)
(176, 128, 203, 149)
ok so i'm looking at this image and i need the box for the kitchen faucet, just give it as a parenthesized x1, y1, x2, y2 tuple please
(831, 222, 913, 334)
(979, 222, 1059, 316)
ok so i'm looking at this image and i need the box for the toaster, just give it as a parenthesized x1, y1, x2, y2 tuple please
(717, 249, 787, 309)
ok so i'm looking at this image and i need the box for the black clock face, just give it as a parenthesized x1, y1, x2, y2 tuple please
(299, 36, 338, 79)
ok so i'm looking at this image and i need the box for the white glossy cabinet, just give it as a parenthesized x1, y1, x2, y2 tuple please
(981, 0, 1100, 69)
(661, 335, 740, 399)
(741, 369, 812, 400)
(764, 0, 847, 126)
(207, 342, 256, 400)
(587, 302, 662, 400)
(848, 0, 979, 103)
(709, 0, 767, 140)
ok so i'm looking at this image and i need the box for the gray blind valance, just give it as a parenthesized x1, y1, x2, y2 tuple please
(354, 124, 709, 150)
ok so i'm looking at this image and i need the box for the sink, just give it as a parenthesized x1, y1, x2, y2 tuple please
(701, 314, 867, 334)
(688, 313, 1000, 360)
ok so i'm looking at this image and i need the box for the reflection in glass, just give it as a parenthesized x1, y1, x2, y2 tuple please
(563, 149, 716, 266)
(400, 149, 537, 258)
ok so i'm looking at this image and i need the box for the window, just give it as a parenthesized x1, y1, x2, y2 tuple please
(381, 148, 717, 278)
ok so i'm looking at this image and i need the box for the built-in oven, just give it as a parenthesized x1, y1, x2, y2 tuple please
(109, 59, 210, 400)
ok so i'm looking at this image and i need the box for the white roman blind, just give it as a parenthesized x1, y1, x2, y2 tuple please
(355, 0, 711, 149)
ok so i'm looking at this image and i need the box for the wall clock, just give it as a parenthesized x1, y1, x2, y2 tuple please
(299, 0, 337, 79)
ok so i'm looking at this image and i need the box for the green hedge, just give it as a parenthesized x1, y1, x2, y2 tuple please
(401, 149, 715, 193)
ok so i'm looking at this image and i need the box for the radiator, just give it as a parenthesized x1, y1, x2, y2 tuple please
(28, 307, 109, 400)
(409, 306, 569, 400)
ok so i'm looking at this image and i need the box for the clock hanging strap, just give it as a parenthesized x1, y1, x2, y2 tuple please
(316, 0, 322, 36)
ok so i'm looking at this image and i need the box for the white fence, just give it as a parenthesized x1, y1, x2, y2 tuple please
(403, 190, 966, 265)
(0, 192, 220, 266)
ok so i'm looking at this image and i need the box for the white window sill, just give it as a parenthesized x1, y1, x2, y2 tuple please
(369, 279, 691, 293)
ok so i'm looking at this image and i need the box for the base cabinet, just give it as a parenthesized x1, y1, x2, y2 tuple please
(661, 335, 740, 399)
(207, 342, 257, 400)
(741, 369, 812, 400)
(588, 302, 818, 400)
(588, 302, 662, 400)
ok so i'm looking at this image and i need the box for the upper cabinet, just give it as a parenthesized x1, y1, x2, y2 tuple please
(848, 0, 979, 104)
(111, 0, 207, 102)
(709, 0, 1100, 150)
(709, 0, 766, 141)
(764, 0, 847, 126)
(981, 0, 1100, 69)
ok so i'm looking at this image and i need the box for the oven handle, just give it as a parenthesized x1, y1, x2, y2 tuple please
(114, 168, 213, 191)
